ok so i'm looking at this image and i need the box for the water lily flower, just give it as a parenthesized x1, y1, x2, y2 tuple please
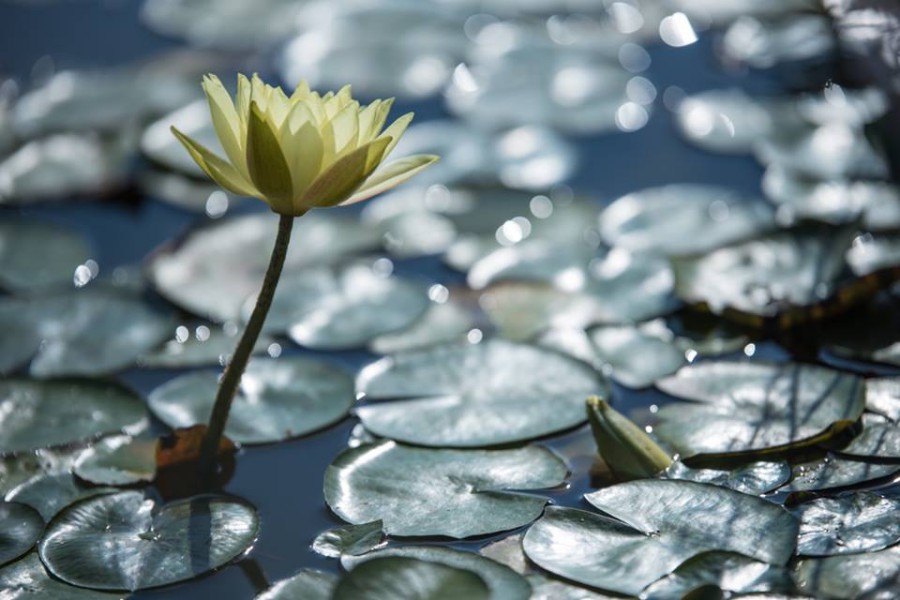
(587, 396, 672, 481)
(172, 74, 438, 216)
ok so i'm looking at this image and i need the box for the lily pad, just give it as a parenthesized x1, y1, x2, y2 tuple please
(0, 552, 123, 599)
(467, 240, 597, 291)
(865, 378, 900, 421)
(655, 362, 865, 461)
(839, 415, 900, 459)
(675, 88, 781, 154)
(640, 551, 794, 599)
(323, 440, 567, 538)
(599, 185, 775, 257)
(38, 491, 259, 591)
(781, 456, 900, 493)
(356, 340, 605, 447)
(332, 556, 489, 600)
(0, 289, 175, 377)
(139, 324, 274, 369)
(369, 299, 475, 354)
(312, 520, 385, 559)
(342, 546, 531, 600)
(256, 569, 336, 600)
(73, 436, 157, 486)
(523, 480, 797, 596)
(665, 460, 791, 495)
(721, 14, 835, 70)
(794, 492, 900, 556)
(588, 321, 686, 389)
(148, 357, 354, 445)
(0, 379, 147, 455)
(147, 211, 381, 322)
(794, 545, 900, 599)
(6, 473, 115, 521)
(0, 220, 91, 292)
(0, 502, 43, 567)
(846, 232, 900, 277)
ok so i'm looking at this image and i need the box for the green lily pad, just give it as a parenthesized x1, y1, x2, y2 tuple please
(846, 232, 900, 277)
(588, 321, 686, 389)
(675, 88, 780, 154)
(0, 220, 91, 292)
(0, 379, 147, 455)
(781, 456, 900, 493)
(369, 212, 458, 259)
(260, 263, 430, 350)
(6, 473, 115, 521)
(148, 357, 354, 445)
(139, 324, 274, 369)
(641, 551, 794, 599)
(255, 569, 336, 600)
(665, 461, 791, 495)
(0, 552, 123, 599)
(523, 480, 798, 596)
(0, 502, 43, 567)
(655, 362, 865, 461)
(333, 556, 489, 600)
(795, 545, 900, 599)
(356, 340, 605, 447)
(73, 436, 156, 486)
(839, 415, 900, 459)
(38, 491, 259, 591)
(148, 211, 381, 322)
(865, 378, 900, 421)
(0, 289, 175, 377)
(466, 240, 597, 290)
(369, 299, 475, 354)
(312, 520, 385, 559)
(600, 185, 775, 257)
(794, 492, 900, 556)
(342, 546, 531, 600)
(0, 447, 82, 497)
(323, 440, 567, 538)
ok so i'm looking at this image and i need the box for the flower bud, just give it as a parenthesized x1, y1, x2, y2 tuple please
(586, 396, 672, 481)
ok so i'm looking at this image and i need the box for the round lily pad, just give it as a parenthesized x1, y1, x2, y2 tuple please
(38, 491, 259, 591)
(675, 88, 780, 154)
(369, 299, 475, 354)
(0, 552, 122, 599)
(342, 546, 531, 600)
(6, 473, 116, 521)
(599, 185, 775, 257)
(73, 436, 157, 486)
(0, 502, 43, 567)
(839, 415, 900, 459)
(588, 321, 686, 389)
(846, 232, 900, 277)
(0, 379, 147, 455)
(781, 456, 900, 493)
(256, 569, 337, 600)
(356, 340, 605, 447)
(333, 556, 489, 600)
(794, 492, 900, 556)
(665, 461, 791, 495)
(466, 241, 597, 291)
(324, 440, 567, 538)
(655, 362, 865, 461)
(312, 521, 385, 559)
(0, 220, 91, 292)
(147, 212, 381, 322)
(139, 324, 274, 369)
(0, 289, 175, 377)
(794, 545, 900, 599)
(865, 378, 900, 421)
(148, 357, 354, 445)
(721, 13, 835, 70)
(640, 551, 794, 599)
(523, 480, 798, 596)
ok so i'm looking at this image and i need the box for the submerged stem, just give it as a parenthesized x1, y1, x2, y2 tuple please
(198, 214, 294, 483)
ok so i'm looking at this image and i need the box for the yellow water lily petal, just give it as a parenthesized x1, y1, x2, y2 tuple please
(236, 74, 252, 137)
(376, 112, 414, 158)
(343, 154, 440, 206)
(202, 75, 246, 177)
(290, 80, 312, 103)
(283, 100, 315, 136)
(363, 98, 395, 143)
(326, 101, 360, 158)
(171, 126, 257, 197)
(267, 86, 291, 129)
(246, 102, 294, 214)
(283, 121, 324, 202)
(301, 137, 391, 208)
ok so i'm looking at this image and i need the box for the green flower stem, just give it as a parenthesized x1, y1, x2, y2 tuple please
(198, 213, 295, 482)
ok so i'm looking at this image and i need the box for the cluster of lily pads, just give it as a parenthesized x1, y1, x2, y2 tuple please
(2, 0, 900, 598)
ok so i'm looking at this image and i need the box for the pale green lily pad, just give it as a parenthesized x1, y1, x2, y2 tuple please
(370, 212, 458, 259)
(839, 415, 900, 459)
(865, 378, 900, 421)
(655, 362, 865, 461)
(0, 447, 82, 497)
(259, 263, 430, 350)
(600, 185, 775, 257)
(794, 492, 900, 556)
(0, 379, 147, 455)
(148, 357, 354, 444)
(665, 461, 791, 495)
(846, 233, 900, 277)
(312, 520, 385, 559)
(342, 546, 531, 600)
(356, 340, 605, 447)
(324, 440, 567, 538)
(795, 545, 900, 599)
(0, 502, 43, 567)
(672, 225, 856, 321)
(675, 88, 780, 154)
(641, 552, 793, 599)
(148, 211, 381, 322)
(0, 289, 175, 377)
(369, 299, 475, 354)
(588, 321, 686, 389)
(0, 220, 91, 292)
(139, 324, 274, 368)
(0, 552, 124, 599)
(255, 569, 336, 600)
(73, 436, 156, 486)
(6, 473, 115, 521)
(333, 556, 489, 600)
(781, 456, 900, 492)
(38, 491, 259, 591)
(523, 480, 797, 596)
(466, 240, 597, 290)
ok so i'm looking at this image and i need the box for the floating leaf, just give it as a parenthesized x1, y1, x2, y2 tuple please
(6, 473, 115, 521)
(255, 569, 336, 600)
(846, 232, 900, 277)
(588, 321, 686, 388)
(139, 324, 273, 369)
(0, 220, 91, 293)
(0, 552, 123, 599)
(372, 212, 458, 258)
(369, 299, 475, 354)
(73, 436, 156, 486)
(324, 440, 566, 538)
(0, 289, 174, 377)
(332, 556, 489, 600)
(781, 456, 900, 493)
(794, 492, 900, 556)
(655, 362, 864, 462)
(38, 491, 259, 591)
(0, 502, 43, 567)
(600, 185, 775, 257)
(356, 340, 605, 447)
(523, 480, 797, 596)
(0, 379, 147, 455)
(640, 551, 794, 599)
(795, 545, 900, 599)
(675, 89, 781, 154)
(665, 460, 791, 495)
(0, 446, 82, 497)
(467, 241, 597, 291)
(839, 415, 900, 459)
(865, 378, 900, 422)
(343, 546, 531, 600)
(721, 14, 835, 70)
(148, 358, 354, 444)
(312, 521, 385, 559)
